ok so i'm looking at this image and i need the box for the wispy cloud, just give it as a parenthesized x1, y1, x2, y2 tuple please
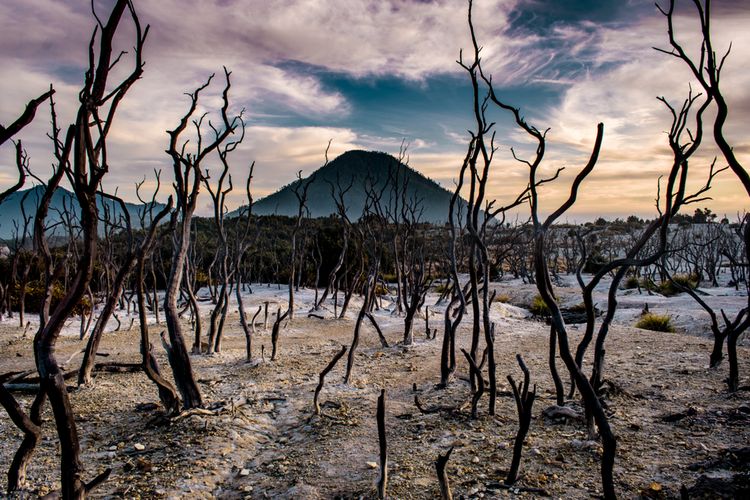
(0, 0, 747, 219)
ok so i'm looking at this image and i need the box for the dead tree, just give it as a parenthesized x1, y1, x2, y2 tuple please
(462, 1, 614, 492)
(0, 87, 54, 205)
(344, 182, 389, 383)
(313, 344, 347, 415)
(133, 180, 180, 414)
(234, 164, 258, 362)
(2, 2, 148, 496)
(402, 253, 430, 345)
(376, 388, 388, 500)
(204, 116, 245, 354)
(313, 175, 353, 311)
(586, 90, 718, 396)
(185, 220, 203, 352)
(656, 0, 750, 391)
(439, 148, 470, 388)
(559, 88, 717, 401)
(288, 146, 323, 320)
(164, 67, 241, 409)
(506, 354, 536, 485)
(0, 377, 42, 492)
(439, 286, 464, 387)
(10, 191, 34, 328)
(461, 347, 487, 419)
(78, 192, 139, 385)
(386, 145, 410, 316)
(456, 9, 536, 414)
(435, 447, 454, 500)
(270, 307, 290, 361)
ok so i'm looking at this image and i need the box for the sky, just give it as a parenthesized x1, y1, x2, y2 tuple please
(0, 0, 748, 220)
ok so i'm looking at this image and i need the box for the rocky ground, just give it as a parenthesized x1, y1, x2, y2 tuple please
(0, 281, 748, 499)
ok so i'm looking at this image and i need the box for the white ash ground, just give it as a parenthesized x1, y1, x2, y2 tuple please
(0, 276, 747, 498)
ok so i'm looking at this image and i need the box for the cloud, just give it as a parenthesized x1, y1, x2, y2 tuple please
(487, 4, 750, 219)
(1, 0, 748, 222)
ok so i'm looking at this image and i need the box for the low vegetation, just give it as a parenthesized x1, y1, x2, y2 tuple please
(636, 313, 676, 333)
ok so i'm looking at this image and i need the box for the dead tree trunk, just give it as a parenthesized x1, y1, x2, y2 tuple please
(0, 86, 54, 204)
(461, 348, 486, 419)
(0, 388, 45, 493)
(270, 307, 290, 361)
(288, 153, 321, 320)
(657, 0, 750, 393)
(345, 270, 380, 384)
(463, 4, 614, 490)
(376, 388, 388, 500)
(435, 447, 454, 500)
(134, 187, 180, 414)
(25, 3, 146, 496)
(204, 130, 244, 354)
(314, 180, 351, 310)
(79, 194, 138, 386)
(506, 354, 536, 485)
(439, 290, 462, 387)
(164, 68, 241, 408)
(548, 325, 565, 406)
(313, 345, 347, 415)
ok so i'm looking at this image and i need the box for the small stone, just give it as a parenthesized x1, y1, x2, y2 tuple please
(366, 461, 379, 469)
(472, 456, 480, 463)
(239, 468, 250, 476)
(136, 458, 153, 472)
(133, 443, 145, 451)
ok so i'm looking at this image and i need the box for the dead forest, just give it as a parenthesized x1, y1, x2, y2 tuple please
(0, 0, 748, 498)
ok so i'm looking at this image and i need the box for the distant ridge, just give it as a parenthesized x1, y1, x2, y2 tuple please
(250, 150, 458, 223)
(0, 185, 165, 240)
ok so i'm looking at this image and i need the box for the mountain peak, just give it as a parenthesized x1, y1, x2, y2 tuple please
(252, 150, 454, 222)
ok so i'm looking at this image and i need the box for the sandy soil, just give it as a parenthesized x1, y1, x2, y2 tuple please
(0, 282, 748, 499)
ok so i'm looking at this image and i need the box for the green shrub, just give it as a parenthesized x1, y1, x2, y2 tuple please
(529, 294, 552, 316)
(658, 274, 697, 296)
(635, 313, 675, 333)
(623, 276, 640, 289)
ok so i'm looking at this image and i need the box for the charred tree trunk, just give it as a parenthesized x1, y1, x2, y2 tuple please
(376, 388, 388, 500)
(0, 387, 45, 493)
(270, 308, 290, 361)
(164, 69, 240, 409)
(549, 325, 565, 406)
(313, 345, 347, 415)
(435, 447, 454, 500)
(506, 354, 536, 485)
